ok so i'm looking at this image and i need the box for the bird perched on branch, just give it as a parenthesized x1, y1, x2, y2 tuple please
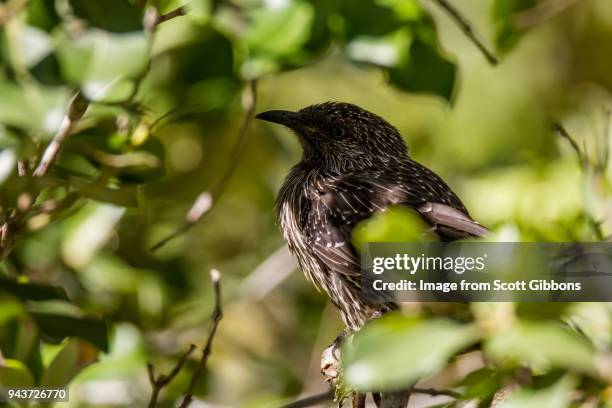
(256, 102, 486, 331)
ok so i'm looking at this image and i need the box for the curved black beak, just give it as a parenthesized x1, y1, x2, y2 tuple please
(255, 110, 299, 128)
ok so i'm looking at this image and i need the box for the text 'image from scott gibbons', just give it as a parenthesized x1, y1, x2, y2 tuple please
(362, 243, 612, 302)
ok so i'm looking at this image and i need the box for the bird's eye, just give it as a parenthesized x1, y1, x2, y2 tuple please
(333, 127, 345, 138)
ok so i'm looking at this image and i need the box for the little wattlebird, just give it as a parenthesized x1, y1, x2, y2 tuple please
(256, 102, 487, 406)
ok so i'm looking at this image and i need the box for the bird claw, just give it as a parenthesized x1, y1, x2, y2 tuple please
(321, 341, 341, 381)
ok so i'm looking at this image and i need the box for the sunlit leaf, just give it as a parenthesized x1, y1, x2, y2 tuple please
(0, 300, 23, 326)
(460, 368, 506, 400)
(11, 25, 54, 67)
(55, 30, 149, 101)
(343, 316, 479, 390)
(246, 1, 314, 57)
(376, 0, 424, 21)
(346, 29, 411, 67)
(500, 376, 577, 408)
(40, 339, 98, 388)
(486, 321, 597, 375)
(339, 1, 456, 100)
(62, 202, 126, 268)
(0, 82, 68, 132)
(235, 0, 315, 77)
(185, 0, 211, 25)
(353, 205, 432, 251)
(0, 359, 35, 388)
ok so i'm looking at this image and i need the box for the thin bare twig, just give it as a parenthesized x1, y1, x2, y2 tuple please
(431, 0, 499, 66)
(413, 387, 463, 399)
(1, 93, 88, 259)
(143, 5, 187, 35)
(281, 390, 333, 408)
(150, 80, 258, 251)
(178, 269, 223, 408)
(552, 122, 588, 167)
(147, 344, 196, 408)
(156, 6, 186, 25)
(33, 92, 89, 177)
(280, 387, 462, 408)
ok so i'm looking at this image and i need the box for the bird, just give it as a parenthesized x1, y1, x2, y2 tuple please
(255, 102, 487, 331)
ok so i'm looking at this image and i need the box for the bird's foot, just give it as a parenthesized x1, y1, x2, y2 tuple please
(321, 331, 345, 382)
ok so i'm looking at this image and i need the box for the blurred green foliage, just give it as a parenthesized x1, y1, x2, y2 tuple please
(0, 0, 611, 407)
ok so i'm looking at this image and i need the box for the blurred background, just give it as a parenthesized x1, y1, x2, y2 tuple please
(1, 0, 612, 406)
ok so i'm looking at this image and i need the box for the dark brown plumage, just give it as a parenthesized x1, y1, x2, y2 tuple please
(256, 102, 486, 331)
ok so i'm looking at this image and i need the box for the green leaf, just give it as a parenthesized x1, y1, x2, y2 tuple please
(62, 202, 127, 268)
(352, 205, 431, 250)
(0, 359, 35, 388)
(486, 321, 597, 376)
(185, 0, 211, 25)
(343, 316, 479, 391)
(31, 312, 109, 352)
(500, 376, 577, 408)
(460, 368, 506, 400)
(376, 0, 424, 21)
(346, 28, 411, 67)
(388, 31, 456, 101)
(233, 0, 316, 77)
(40, 339, 98, 388)
(245, 1, 314, 57)
(0, 300, 24, 326)
(339, 0, 456, 100)
(0, 278, 69, 302)
(0, 82, 68, 132)
(10, 24, 54, 67)
(492, 0, 537, 52)
(27, 0, 61, 31)
(55, 30, 149, 101)
(68, 0, 142, 33)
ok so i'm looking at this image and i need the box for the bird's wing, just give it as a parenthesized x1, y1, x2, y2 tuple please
(302, 163, 487, 281)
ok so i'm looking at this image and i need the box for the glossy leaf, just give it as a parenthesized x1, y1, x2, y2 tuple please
(40, 339, 98, 388)
(0, 359, 35, 388)
(353, 205, 432, 250)
(0, 82, 68, 132)
(343, 316, 479, 390)
(10, 25, 54, 67)
(62, 202, 127, 268)
(500, 376, 577, 408)
(55, 30, 149, 101)
(486, 321, 597, 375)
(238, 0, 316, 77)
(31, 312, 109, 352)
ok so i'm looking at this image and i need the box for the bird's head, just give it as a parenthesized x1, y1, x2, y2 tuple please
(256, 102, 408, 170)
